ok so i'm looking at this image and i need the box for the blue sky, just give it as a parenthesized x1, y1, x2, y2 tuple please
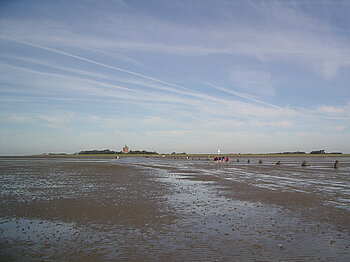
(1, 0, 350, 155)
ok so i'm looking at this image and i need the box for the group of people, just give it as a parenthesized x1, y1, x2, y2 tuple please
(214, 156, 229, 164)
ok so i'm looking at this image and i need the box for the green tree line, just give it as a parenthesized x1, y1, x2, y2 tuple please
(78, 149, 158, 155)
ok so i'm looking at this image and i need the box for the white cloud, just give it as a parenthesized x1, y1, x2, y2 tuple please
(250, 120, 293, 128)
(1, 53, 298, 121)
(200, 119, 245, 130)
(6, 115, 32, 123)
(38, 113, 75, 129)
(1, 1, 350, 154)
(228, 67, 275, 96)
(334, 125, 347, 131)
(317, 103, 350, 114)
(2, 1, 350, 80)
(85, 116, 101, 122)
(144, 130, 189, 138)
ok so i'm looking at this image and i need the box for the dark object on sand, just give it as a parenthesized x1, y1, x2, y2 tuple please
(334, 160, 339, 169)
(301, 161, 310, 167)
(276, 161, 281, 165)
(247, 159, 250, 163)
(259, 160, 263, 164)
(237, 159, 240, 162)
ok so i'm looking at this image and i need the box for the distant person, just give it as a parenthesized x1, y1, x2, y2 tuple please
(225, 157, 229, 163)
(218, 156, 223, 164)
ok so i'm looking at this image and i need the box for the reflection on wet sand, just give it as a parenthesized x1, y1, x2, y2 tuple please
(0, 157, 349, 261)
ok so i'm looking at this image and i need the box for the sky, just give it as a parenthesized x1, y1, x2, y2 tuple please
(1, 0, 350, 155)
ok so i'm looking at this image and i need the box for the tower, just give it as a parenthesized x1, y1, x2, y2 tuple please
(122, 145, 129, 153)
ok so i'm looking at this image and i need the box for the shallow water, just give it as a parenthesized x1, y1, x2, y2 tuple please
(137, 156, 350, 210)
(0, 157, 349, 261)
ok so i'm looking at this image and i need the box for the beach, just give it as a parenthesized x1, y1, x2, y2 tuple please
(0, 156, 349, 261)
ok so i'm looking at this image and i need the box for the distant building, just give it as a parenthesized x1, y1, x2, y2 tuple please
(310, 150, 326, 154)
(122, 145, 129, 153)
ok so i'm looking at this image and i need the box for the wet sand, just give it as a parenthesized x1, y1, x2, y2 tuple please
(0, 157, 349, 261)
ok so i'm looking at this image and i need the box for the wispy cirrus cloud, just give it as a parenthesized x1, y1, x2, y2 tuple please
(1, 0, 350, 154)
(6, 115, 32, 124)
(38, 113, 75, 129)
(228, 67, 275, 96)
(2, 1, 350, 80)
(1, 35, 347, 131)
(317, 102, 350, 115)
(0, 38, 297, 120)
(1, 112, 75, 130)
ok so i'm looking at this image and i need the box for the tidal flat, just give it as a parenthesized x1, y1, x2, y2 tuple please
(0, 157, 349, 261)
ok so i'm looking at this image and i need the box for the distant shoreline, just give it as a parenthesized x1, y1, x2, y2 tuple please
(1, 153, 349, 158)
